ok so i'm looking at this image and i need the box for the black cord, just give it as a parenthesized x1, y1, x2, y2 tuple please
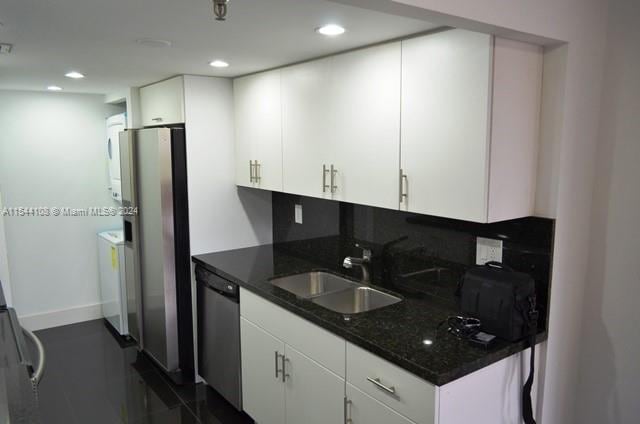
(437, 316, 481, 340)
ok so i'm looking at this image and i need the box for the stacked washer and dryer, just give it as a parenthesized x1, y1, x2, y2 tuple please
(98, 113, 129, 336)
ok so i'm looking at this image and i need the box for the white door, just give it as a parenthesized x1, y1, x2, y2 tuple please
(281, 58, 334, 199)
(139, 76, 185, 126)
(240, 318, 285, 424)
(284, 345, 345, 424)
(346, 383, 415, 424)
(401, 30, 492, 222)
(234, 70, 283, 190)
(330, 43, 401, 209)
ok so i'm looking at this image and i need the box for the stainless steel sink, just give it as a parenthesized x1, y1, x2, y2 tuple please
(311, 286, 402, 314)
(269, 271, 359, 298)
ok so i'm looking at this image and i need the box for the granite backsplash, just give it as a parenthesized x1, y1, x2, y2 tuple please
(272, 192, 555, 331)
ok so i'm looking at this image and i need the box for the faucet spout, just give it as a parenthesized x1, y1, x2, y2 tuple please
(343, 244, 372, 283)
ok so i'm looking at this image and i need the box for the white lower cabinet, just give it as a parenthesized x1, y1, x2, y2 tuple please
(240, 288, 436, 424)
(240, 288, 532, 424)
(240, 318, 285, 424)
(346, 343, 435, 424)
(240, 317, 344, 424)
(346, 383, 415, 424)
(284, 345, 345, 424)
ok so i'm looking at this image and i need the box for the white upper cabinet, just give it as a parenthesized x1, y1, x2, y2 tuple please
(281, 58, 333, 199)
(282, 44, 401, 208)
(234, 69, 283, 191)
(235, 29, 542, 223)
(139, 76, 185, 126)
(401, 30, 542, 222)
(331, 43, 401, 209)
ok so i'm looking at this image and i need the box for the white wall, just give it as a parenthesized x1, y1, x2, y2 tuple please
(575, 0, 640, 422)
(0, 90, 122, 327)
(183, 75, 272, 255)
(333, 1, 609, 423)
(0, 192, 13, 306)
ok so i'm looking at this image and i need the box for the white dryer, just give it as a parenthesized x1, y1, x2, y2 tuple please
(106, 113, 126, 202)
(98, 230, 128, 335)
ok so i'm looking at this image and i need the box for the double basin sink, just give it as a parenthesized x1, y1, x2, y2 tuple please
(269, 271, 401, 314)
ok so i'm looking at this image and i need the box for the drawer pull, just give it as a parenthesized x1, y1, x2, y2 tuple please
(367, 377, 396, 395)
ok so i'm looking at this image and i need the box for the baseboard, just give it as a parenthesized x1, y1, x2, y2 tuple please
(18, 302, 103, 331)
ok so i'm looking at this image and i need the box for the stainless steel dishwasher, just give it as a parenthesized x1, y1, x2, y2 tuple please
(196, 266, 242, 410)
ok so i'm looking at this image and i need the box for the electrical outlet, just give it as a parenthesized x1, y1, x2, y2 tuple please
(294, 204, 303, 224)
(476, 237, 503, 265)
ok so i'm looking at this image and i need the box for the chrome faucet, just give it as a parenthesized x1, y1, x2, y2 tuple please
(343, 244, 372, 283)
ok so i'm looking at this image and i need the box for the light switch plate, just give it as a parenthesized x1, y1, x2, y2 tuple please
(294, 204, 303, 224)
(476, 237, 503, 265)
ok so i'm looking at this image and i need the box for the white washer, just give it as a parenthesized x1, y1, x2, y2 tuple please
(98, 230, 128, 335)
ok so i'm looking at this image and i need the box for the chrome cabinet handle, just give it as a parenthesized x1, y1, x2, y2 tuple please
(367, 377, 396, 395)
(250, 160, 255, 183)
(344, 397, 353, 424)
(275, 351, 281, 379)
(151, 117, 163, 122)
(399, 169, 408, 203)
(253, 160, 260, 183)
(330, 165, 338, 193)
(322, 164, 330, 192)
(282, 356, 290, 382)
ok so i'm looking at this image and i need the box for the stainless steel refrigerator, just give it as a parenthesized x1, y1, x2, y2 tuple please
(119, 127, 194, 384)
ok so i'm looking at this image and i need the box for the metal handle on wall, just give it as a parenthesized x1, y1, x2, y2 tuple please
(330, 165, 338, 193)
(274, 351, 281, 379)
(249, 160, 255, 183)
(23, 328, 46, 385)
(322, 164, 330, 192)
(255, 161, 261, 183)
(282, 356, 290, 382)
(400, 169, 408, 203)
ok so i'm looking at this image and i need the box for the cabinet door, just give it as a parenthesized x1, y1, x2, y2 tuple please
(346, 383, 416, 424)
(281, 58, 333, 199)
(234, 70, 283, 190)
(284, 345, 344, 424)
(401, 30, 492, 222)
(140, 76, 185, 126)
(330, 43, 401, 209)
(240, 318, 285, 424)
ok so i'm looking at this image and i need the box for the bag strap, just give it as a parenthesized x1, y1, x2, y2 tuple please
(522, 297, 539, 424)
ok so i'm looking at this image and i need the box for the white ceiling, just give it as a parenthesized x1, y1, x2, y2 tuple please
(0, 0, 439, 95)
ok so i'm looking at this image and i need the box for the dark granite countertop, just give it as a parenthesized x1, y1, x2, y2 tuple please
(193, 243, 545, 386)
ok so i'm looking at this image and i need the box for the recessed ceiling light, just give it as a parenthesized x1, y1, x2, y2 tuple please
(422, 339, 433, 346)
(65, 71, 84, 79)
(47, 85, 62, 91)
(209, 60, 229, 68)
(317, 24, 345, 36)
(136, 38, 172, 48)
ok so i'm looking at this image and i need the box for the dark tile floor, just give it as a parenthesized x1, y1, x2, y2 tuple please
(34, 319, 254, 424)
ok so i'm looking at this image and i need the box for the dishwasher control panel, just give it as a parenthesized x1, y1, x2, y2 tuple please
(195, 266, 238, 297)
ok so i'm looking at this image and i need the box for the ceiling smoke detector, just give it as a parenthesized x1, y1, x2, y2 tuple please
(213, 0, 230, 21)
